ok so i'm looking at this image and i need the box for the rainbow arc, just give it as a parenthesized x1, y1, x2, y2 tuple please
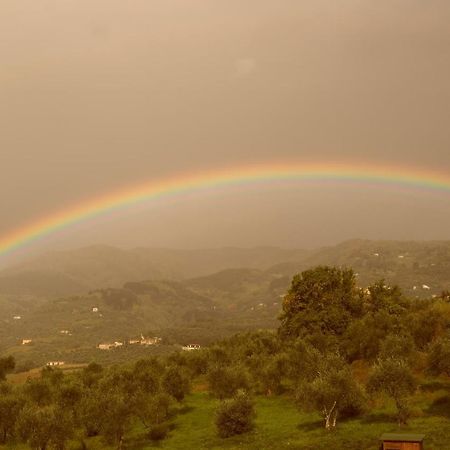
(1, 162, 449, 258)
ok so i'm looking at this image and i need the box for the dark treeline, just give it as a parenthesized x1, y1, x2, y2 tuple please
(0, 266, 449, 448)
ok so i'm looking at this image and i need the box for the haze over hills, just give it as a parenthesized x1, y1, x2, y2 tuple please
(1, 239, 450, 298)
(0, 245, 309, 297)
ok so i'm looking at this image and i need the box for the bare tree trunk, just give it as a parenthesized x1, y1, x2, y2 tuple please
(323, 401, 337, 430)
(331, 410, 337, 428)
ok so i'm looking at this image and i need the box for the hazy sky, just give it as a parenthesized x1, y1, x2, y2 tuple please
(1, 1, 450, 259)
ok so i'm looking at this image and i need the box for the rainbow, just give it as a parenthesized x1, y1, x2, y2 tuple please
(0, 162, 449, 258)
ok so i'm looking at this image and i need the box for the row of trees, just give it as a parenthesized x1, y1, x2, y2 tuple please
(0, 357, 191, 449)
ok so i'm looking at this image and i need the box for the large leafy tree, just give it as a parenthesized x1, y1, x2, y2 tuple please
(279, 266, 362, 340)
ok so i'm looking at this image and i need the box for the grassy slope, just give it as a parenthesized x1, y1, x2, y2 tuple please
(57, 378, 448, 450)
(1, 378, 449, 449)
(151, 390, 450, 450)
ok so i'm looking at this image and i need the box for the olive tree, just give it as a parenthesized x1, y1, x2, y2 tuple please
(367, 358, 416, 426)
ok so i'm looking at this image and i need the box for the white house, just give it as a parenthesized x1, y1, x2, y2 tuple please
(46, 361, 65, 367)
(182, 344, 201, 351)
(13, 316, 21, 320)
(98, 343, 113, 350)
(98, 341, 124, 350)
(22, 339, 32, 345)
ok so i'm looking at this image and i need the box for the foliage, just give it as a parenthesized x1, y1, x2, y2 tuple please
(162, 366, 190, 402)
(295, 353, 366, 429)
(215, 390, 256, 438)
(280, 266, 361, 339)
(16, 404, 73, 450)
(367, 358, 417, 425)
(0, 356, 15, 380)
(207, 365, 251, 399)
(427, 335, 450, 376)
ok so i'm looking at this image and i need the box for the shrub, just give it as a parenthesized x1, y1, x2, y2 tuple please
(148, 423, 169, 441)
(215, 390, 255, 438)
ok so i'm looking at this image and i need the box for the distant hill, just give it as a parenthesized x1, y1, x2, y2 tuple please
(0, 271, 284, 367)
(1, 240, 450, 299)
(0, 245, 308, 297)
(267, 239, 450, 297)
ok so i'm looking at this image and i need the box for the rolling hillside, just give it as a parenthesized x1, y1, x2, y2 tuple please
(0, 245, 308, 297)
(2, 239, 450, 369)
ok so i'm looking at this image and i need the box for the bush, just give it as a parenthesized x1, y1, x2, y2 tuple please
(215, 390, 255, 438)
(148, 423, 169, 441)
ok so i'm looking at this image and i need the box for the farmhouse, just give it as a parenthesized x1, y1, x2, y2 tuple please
(97, 341, 123, 350)
(182, 344, 201, 351)
(46, 361, 65, 367)
(22, 339, 32, 345)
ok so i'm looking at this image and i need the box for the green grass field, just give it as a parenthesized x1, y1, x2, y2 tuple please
(66, 377, 449, 450)
(2, 379, 449, 450)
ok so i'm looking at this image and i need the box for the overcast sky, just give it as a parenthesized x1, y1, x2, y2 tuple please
(1, 0, 450, 260)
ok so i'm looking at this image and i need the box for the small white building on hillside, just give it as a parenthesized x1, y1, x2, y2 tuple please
(182, 344, 201, 351)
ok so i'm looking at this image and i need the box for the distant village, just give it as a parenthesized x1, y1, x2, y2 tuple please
(97, 334, 162, 350)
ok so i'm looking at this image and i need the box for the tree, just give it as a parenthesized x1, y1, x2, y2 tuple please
(162, 366, 190, 402)
(207, 365, 250, 399)
(133, 360, 161, 395)
(255, 354, 287, 396)
(215, 390, 255, 438)
(16, 405, 73, 450)
(427, 335, 450, 376)
(23, 379, 53, 407)
(367, 358, 416, 426)
(135, 392, 172, 429)
(364, 281, 409, 315)
(279, 266, 362, 340)
(0, 383, 22, 444)
(295, 354, 366, 430)
(81, 362, 103, 388)
(379, 333, 416, 364)
(97, 390, 133, 450)
(0, 356, 15, 381)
